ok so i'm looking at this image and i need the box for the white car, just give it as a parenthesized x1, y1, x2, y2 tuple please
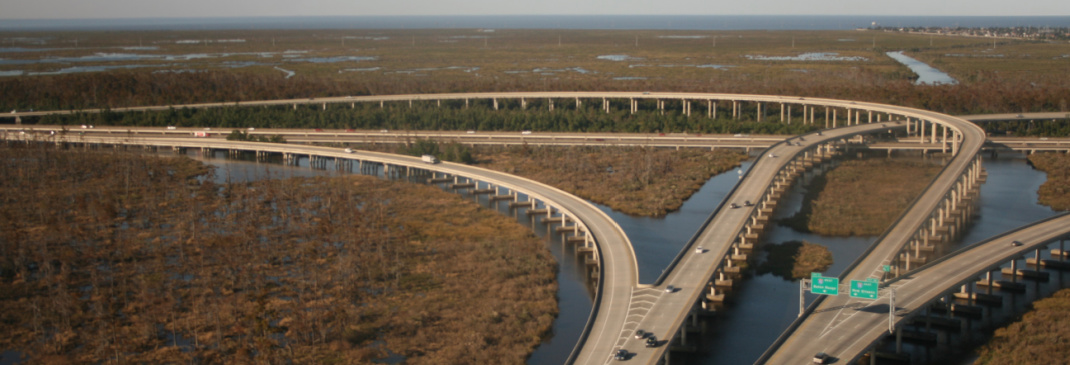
(521, 130, 532, 135)
(344, 148, 354, 153)
(166, 126, 177, 130)
(247, 127, 256, 131)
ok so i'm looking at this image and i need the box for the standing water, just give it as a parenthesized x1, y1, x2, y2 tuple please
(177, 149, 1058, 365)
(886, 51, 958, 85)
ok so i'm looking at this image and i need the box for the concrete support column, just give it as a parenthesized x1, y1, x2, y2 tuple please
(757, 102, 763, 122)
(787, 105, 792, 123)
(465, 99, 469, 108)
(549, 99, 554, 111)
(942, 125, 949, 153)
(868, 110, 873, 124)
(779, 103, 785, 122)
(708, 100, 715, 119)
(733, 101, 739, 120)
(493, 98, 499, 110)
(522, 98, 527, 109)
(832, 109, 838, 128)
(602, 98, 608, 113)
(576, 97, 582, 109)
(920, 121, 926, 144)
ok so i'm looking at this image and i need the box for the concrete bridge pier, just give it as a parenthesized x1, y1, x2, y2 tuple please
(732, 100, 739, 120)
(707, 100, 716, 119)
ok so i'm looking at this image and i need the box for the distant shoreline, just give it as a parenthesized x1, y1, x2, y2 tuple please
(1, 15, 1068, 32)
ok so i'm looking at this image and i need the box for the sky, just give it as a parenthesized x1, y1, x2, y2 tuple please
(1, 0, 1068, 20)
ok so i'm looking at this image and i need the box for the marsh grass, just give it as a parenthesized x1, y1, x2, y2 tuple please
(3, 29, 1068, 117)
(1028, 152, 1070, 211)
(975, 288, 1070, 365)
(755, 240, 834, 280)
(781, 158, 942, 236)
(0, 143, 556, 364)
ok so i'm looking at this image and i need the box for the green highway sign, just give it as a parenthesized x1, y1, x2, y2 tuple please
(810, 273, 839, 296)
(850, 279, 879, 300)
(882, 265, 891, 272)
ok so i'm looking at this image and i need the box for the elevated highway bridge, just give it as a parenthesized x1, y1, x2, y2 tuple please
(3, 92, 1061, 364)
(761, 213, 1070, 364)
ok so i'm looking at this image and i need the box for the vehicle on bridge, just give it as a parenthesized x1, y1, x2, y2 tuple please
(421, 155, 439, 164)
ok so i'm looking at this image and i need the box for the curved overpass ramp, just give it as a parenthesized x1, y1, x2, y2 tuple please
(2, 92, 987, 364)
(761, 115, 987, 362)
(764, 213, 1070, 364)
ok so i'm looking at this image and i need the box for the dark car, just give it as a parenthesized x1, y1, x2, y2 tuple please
(813, 352, 832, 364)
(1012, 240, 1024, 247)
(645, 336, 658, 347)
(633, 329, 646, 339)
(615, 349, 628, 361)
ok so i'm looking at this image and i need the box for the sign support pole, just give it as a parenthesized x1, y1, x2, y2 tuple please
(888, 288, 896, 333)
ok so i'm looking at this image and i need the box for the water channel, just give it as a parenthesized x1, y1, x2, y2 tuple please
(886, 51, 958, 86)
(181, 148, 1059, 365)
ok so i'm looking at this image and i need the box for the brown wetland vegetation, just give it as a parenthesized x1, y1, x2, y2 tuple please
(1, 29, 1069, 119)
(781, 158, 943, 236)
(0, 143, 556, 364)
(1027, 152, 1070, 211)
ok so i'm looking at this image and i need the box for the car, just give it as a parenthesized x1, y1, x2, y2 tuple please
(744, 200, 753, 207)
(81, 125, 89, 129)
(166, 126, 177, 130)
(768, 154, 777, 158)
(665, 285, 675, 293)
(521, 130, 532, 135)
(615, 349, 628, 361)
(695, 247, 705, 254)
(633, 329, 646, 339)
(344, 148, 354, 153)
(467, 130, 476, 134)
(642, 92, 650, 95)
(1012, 240, 1024, 247)
(380, 129, 389, 133)
(345, 129, 355, 132)
(645, 336, 658, 347)
(247, 127, 256, 131)
(203, 127, 211, 131)
(816, 131, 823, 136)
(1016, 114, 1024, 118)
(730, 203, 740, 209)
(813, 352, 832, 364)
(313, 128, 323, 132)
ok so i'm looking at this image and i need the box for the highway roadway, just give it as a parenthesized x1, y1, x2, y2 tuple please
(764, 213, 1070, 364)
(0, 93, 1032, 364)
(11, 134, 642, 362)
(592, 122, 903, 364)
(760, 112, 988, 363)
